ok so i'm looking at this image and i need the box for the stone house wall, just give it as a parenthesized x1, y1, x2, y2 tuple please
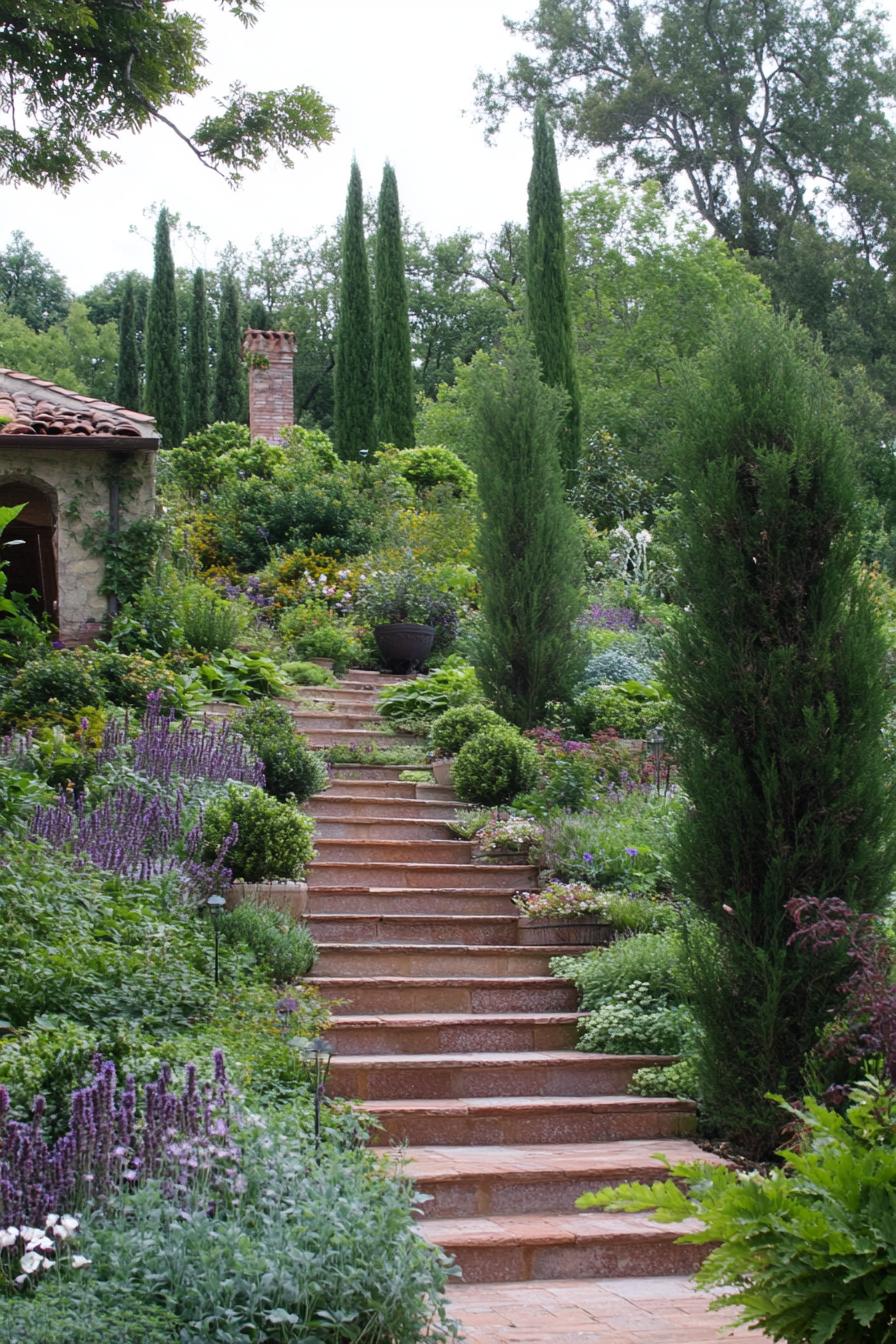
(0, 445, 157, 642)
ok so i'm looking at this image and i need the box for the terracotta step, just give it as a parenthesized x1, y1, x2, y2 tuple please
(315, 976, 578, 1015)
(282, 689, 382, 708)
(312, 943, 580, 977)
(362, 1094, 696, 1146)
(308, 815, 456, 842)
(288, 710, 387, 732)
(416, 783, 457, 802)
(327, 766, 432, 785)
(307, 861, 537, 890)
(343, 669, 408, 684)
(305, 912, 521, 945)
(307, 793, 467, 821)
(418, 1210, 706, 1283)
(306, 889, 519, 916)
(392, 1139, 709, 1218)
(305, 728, 424, 749)
(318, 778, 420, 798)
(312, 837, 474, 865)
(325, 1011, 583, 1055)
(327, 1050, 670, 1100)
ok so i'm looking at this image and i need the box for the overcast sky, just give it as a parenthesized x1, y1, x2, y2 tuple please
(4, 0, 600, 293)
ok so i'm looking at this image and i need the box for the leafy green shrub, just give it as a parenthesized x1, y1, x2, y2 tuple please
(572, 680, 668, 738)
(382, 443, 476, 499)
(356, 567, 462, 653)
(233, 700, 327, 803)
(553, 930, 688, 1008)
(578, 982, 695, 1055)
(0, 650, 104, 727)
(179, 583, 246, 653)
(88, 649, 179, 708)
(282, 659, 338, 686)
(453, 724, 539, 805)
(428, 702, 506, 757)
(0, 1291, 182, 1344)
(189, 649, 289, 704)
(579, 1074, 896, 1344)
(377, 660, 484, 733)
(629, 1057, 699, 1100)
(280, 603, 360, 673)
(582, 649, 651, 686)
(202, 786, 315, 882)
(223, 900, 316, 982)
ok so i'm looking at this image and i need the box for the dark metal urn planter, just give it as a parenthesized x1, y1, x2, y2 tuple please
(373, 622, 435, 673)
(517, 916, 614, 946)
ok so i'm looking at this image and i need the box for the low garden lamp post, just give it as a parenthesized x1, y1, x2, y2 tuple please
(206, 894, 226, 985)
(296, 1037, 334, 1147)
(646, 725, 666, 794)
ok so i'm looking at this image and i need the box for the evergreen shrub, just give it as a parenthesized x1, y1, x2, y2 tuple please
(233, 701, 327, 803)
(0, 652, 104, 727)
(202, 787, 315, 882)
(429, 704, 506, 758)
(453, 724, 538, 805)
(223, 900, 316, 981)
(582, 649, 651, 686)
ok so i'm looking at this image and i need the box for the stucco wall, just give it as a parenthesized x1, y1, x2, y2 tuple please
(0, 445, 157, 642)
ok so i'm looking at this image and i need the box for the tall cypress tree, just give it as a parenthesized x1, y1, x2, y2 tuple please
(333, 160, 376, 460)
(667, 305, 896, 1156)
(468, 333, 585, 727)
(527, 103, 580, 477)
(214, 272, 244, 423)
(116, 273, 140, 409)
(144, 209, 183, 446)
(184, 268, 210, 435)
(374, 163, 415, 447)
(246, 297, 270, 330)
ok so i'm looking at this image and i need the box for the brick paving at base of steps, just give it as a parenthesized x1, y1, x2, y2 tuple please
(445, 1277, 768, 1343)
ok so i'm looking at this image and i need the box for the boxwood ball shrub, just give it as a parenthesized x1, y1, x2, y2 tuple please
(202, 786, 315, 883)
(453, 724, 539, 805)
(0, 650, 105, 727)
(223, 899, 316, 981)
(233, 700, 328, 803)
(429, 703, 507, 758)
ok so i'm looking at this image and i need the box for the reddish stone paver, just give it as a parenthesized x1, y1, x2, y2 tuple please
(445, 1277, 767, 1342)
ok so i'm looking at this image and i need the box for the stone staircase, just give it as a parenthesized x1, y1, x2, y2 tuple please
(301, 671, 708, 1295)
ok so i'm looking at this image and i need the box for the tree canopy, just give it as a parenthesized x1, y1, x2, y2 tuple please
(477, 0, 896, 262)
(0, 0, 336, 190)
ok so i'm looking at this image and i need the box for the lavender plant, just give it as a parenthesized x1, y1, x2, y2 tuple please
(0, 1052, 237, 1228)
(99, 693, 264, 788)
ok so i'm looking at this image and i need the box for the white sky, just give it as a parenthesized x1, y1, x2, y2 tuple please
(3, 0, 600, 293)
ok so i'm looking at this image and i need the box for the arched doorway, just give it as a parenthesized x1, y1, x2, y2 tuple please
(0, 481, 58, 623)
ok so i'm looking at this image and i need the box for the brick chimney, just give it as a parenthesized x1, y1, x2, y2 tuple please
(241, 329, 297, 443)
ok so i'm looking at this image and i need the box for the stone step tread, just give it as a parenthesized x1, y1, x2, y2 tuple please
(307, 887, 526, 897)
(360, 1095, 695, 1118)
(312, 976, 570, 989)
(329, 763, 431, 774)
(418, 1211, 702, 1249)
(329, 1051, 675, 1070)
(386, 1139, 709, 1181)
(309, 814, 456, 828)
(311, 796, 456, 808)
(308, 862, 534, 873)
(313, 839, 474, 852)
(313, 942, 580, 955)
(307, 913, 520, 925)
(328, 1012, 585, 1029)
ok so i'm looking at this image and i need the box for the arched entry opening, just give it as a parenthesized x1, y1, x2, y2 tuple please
(0, 481, 58, 624)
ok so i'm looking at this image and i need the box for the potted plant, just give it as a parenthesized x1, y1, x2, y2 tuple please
(356, 568, 460, 672)
(428, 703, 507, 788)
(473, 811, 544, 864)
(514, 880, 615, 946)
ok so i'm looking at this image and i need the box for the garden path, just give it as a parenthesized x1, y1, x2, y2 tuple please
(297, 672, 764, 1340)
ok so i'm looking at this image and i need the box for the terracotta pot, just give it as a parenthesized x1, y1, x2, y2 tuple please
(431, 756, 455, 787)
(227, 881, 309, 920)
(517, 916, 614, 946)
(373, 622, 435, 672)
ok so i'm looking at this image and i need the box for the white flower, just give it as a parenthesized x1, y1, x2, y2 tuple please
(19, 1251, 43, 1275)
(635, 529, 652, 545)
(44, 1214, 59, 1227)
(0, 1228, 17, 1249)
(20, 1227, 42, 1245)
(71, 1255, 92, 1270)
(59, 1215, 79, 1233)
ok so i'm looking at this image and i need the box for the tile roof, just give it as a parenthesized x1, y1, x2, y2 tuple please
(0, 368, 157, 439)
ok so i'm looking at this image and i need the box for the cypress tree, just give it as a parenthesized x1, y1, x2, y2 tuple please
(214, 272, 244, 423)
(144, 209, 183, 446)
(374, 163, 415, 447)
(527, 103, 580, 477)
(185, 268, 210, 435)
(116, 273, 140, 409)
(468, 333, 585, 727)
(333, 161, 376, 460)
(667, 305, 896, 1156)
(246, 297, 270, 330)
